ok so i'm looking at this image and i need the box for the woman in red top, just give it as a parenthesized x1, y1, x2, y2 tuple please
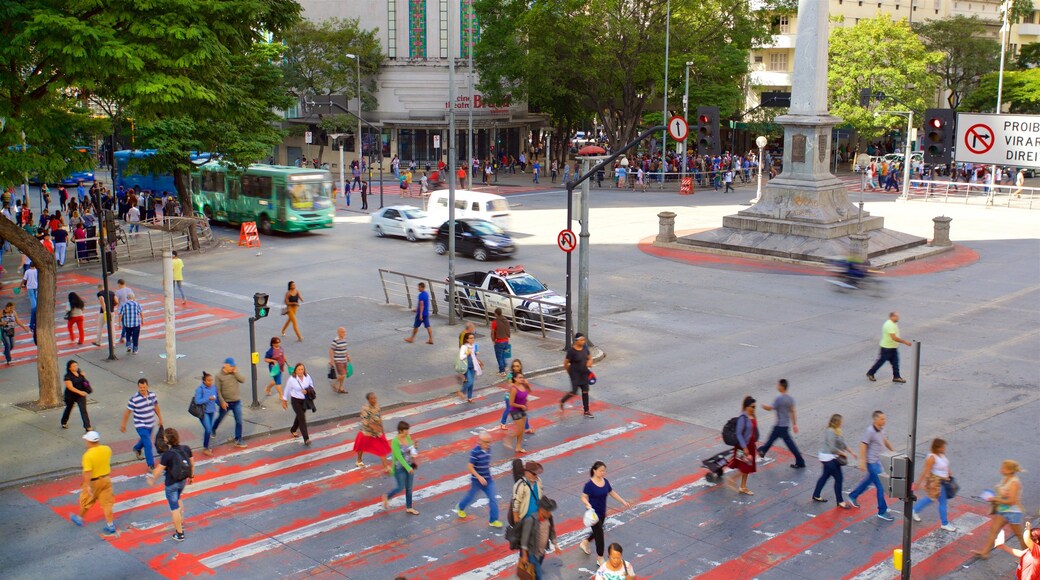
(490, 308, 511, 375)
(727, 396, 758, 495)
(1001, 523, 1039, 580)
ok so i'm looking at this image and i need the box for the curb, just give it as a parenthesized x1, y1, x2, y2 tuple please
(0, 346, 606, 490)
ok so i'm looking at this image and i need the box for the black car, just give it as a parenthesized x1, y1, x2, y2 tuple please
(433, 219, 515, 261)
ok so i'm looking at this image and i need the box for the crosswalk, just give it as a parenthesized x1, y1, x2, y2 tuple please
(0, 272, 243, 366)
(22, 384, 991, 579)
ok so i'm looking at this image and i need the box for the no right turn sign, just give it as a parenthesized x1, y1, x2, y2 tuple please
(955, 113, 1040, 167)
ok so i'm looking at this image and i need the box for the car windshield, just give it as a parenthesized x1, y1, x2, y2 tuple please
(469, 220, 504, 235)
(401, 208, 427, 220)
(506, 274, 547, 295)
(285, 179, 332, 210)
(487, 199, 509, 212)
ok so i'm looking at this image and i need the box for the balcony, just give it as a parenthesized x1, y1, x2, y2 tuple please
(1018, 23, 1040, 38)
(750, 69, 792, 88)
(759, 33, 797, 49)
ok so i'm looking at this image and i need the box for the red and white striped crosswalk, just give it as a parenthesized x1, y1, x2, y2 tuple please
(21, 384, 992, 579)
(0, 273, 243, 366)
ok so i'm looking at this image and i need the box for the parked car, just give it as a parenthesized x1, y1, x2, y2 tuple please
(433, 218, 515, 261)
(370, 205, 440, 241)
(446, 265, 565, 330)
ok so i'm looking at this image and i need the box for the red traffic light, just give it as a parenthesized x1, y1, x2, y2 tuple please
(927, 117, 944, 129)
(698, 115, 710, 124)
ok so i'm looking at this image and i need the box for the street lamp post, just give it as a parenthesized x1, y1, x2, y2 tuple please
(990, 0, 1012, 205)
(345, 53, 363, 174)
(662, 0, 671, 158)
(681, 61, 693, 186)
(466, 0, 475, 190)
(752, 135, 767, 203)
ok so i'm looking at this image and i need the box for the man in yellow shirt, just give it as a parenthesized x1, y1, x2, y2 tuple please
(172, 250, 186, 305)
(866, 311, 912, 384)
(71, 431, 117, 534)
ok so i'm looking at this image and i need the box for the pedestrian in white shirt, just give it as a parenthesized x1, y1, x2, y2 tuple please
(281, 363, 314, 446)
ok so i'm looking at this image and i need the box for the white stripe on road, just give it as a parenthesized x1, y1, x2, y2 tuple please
(200, 421, 645, 569)
(111, 398, 521, 512)
(457, 464, 717, 579)
(849, 512, 989, 580)
(118, 268, 284, 308)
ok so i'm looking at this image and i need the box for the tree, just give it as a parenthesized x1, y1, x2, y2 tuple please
(0, 0, 300, 407)
(281, 17, 383, 164)
(474, 0, 782, 154)
(828, 15, 944, 140)
(1018, 42, 1040, 69)
(913, 16, 1000, 109)
(960, 68, 1040, 114)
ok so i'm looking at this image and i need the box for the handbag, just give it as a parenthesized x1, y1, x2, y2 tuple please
(454, 357, 468, 374)
(837, 454, 848, 466)
(188, 398, 205, 419)
(943, 477, 959, 499)
(2, 326, 13, 337)
(346, 362, 354, 378)
(327, 364, 337, 380)
(154, 424, 169, 453)
(81, 379, 93, 395)
(517, 557, 536, 580)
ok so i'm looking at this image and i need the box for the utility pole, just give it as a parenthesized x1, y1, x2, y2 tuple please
(95, 187, 117, 361)
(447, 0, 458, 325)
(900, 341, 922, 580)
(662, 0, 671, 158)
(248, 316, 259, 408)
(466, 0, 474, 191)
(682, 62, 692, 186)
(162, 250, 176, 383)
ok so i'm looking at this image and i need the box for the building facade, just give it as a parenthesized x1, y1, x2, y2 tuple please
(276, 0, 548, 169)
(747, 0, 1040, 111)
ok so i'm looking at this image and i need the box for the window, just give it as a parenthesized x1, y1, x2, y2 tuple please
(768, 52, 788, 72)
(454, 199, 466, 210)
(384, 209, 400, 219)
(439, 0, 448, 58)
(242, 175, 272, 199)
(471, 201, 479, 211)
(387, 0, 397, 59)
(778, 15, 789, 34)
(201, 171, 224, 192)
(436, 197, 448, 207)
(755, 55, 764, 64)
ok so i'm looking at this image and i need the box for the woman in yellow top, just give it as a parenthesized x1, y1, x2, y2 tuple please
(381, 421, 419, 515)
(171, 250, 186, 304)
(974, 459, 1026, 559)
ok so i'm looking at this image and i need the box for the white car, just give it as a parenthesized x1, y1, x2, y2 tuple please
(370, 206, 440, 242)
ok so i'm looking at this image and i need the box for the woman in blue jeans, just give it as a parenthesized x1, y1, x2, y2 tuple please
(812, 414, 856, 508)
(382, 421, 419, 515)
(499, 359, 532, 434)
(193, 372, 218, 456)
(458, 332, 483, 403)
(911, 438, 956, 531)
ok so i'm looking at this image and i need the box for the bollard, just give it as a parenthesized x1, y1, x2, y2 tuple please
(656, 211, 677, 243)
(893, 548, 903, 571)
(848, 232, 871, 264)
(931, 216, 952, 247)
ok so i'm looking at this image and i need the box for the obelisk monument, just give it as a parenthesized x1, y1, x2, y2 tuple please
(679, 0, 924, 262)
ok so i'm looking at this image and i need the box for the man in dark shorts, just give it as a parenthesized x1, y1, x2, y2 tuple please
(404, 282, 433, 344)
(560, 333, 594, 418)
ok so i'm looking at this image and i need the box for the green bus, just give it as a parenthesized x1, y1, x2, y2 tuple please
(192, 163, 334, 234)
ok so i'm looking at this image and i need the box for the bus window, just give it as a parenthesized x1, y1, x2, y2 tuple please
(229, 179, 240, 200)
(191, 174, 201, 195)
(242, 175, 272, 199)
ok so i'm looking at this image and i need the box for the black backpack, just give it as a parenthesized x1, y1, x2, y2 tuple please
(722, 417, 740, 447)
(167, 446, 191, 482)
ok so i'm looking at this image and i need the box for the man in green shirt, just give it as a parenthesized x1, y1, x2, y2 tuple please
(867, 312, 912, 383)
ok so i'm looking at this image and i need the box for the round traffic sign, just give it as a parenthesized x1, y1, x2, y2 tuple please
(668, 116, 689, 142)
(557, 229, 576, 253)
(964, 123, 994, 155)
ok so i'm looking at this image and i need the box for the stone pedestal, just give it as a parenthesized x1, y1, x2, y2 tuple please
(931, 216, 952, 247)
(656, 212, 677, 243)
(849, 233, 871, 264)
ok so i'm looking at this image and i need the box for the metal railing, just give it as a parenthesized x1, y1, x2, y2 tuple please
(69, 217, 213, 267)
(903, 180, 1038, 209)
(377, 268, 567, 340)
(552, 167, 764, 191)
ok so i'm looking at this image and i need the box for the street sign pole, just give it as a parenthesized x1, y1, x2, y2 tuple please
(248, 316, 259, 408)
(577, 156, 591, 342)
(901, 340, 922, 579)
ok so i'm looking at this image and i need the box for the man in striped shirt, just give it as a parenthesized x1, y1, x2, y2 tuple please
(453, 432, 503, 528)
(119, 293, 143, 354)
(119, 379, 163, 470)
(328, 327, 351, 394)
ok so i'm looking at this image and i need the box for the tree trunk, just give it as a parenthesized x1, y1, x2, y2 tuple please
(0, 220, 61, 408)
(173, 165, 199, 250)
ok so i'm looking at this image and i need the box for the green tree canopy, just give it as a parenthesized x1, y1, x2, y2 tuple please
(828, 15, 943, 140)
(1018, 42, 1040, 69)
(281, 18, 382, 110)
(913, 15, 1000, 109)
(960, 68, 1040, 114)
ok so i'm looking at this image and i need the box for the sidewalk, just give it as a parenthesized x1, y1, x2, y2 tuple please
(0, 291, 596, 487)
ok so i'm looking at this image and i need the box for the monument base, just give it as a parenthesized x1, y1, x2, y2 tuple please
(675, 220, 927, 265)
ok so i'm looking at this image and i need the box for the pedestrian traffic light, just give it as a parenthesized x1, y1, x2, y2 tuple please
(880, 453, 912, 501)
(105, 251, 117, 275)
(253, 292, 269, 319)
(695, 106, 720, 156)
(923, 108, 955, 165)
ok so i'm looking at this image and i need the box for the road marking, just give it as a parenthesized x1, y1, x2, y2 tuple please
(117, 268, 283, 307)
(110, 398, 516, 512)
(199, 421, 645, 569)
(848, 512, 989, 580)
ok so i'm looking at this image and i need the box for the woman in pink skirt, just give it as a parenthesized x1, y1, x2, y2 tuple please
(354, 392, 391, 473)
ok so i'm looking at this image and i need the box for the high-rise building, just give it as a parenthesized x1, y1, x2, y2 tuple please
(278, 0, 548, 169)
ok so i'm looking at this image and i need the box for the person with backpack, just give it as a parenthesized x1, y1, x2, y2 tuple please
(726, 396, 759, 495)
(511, 461, 544, 525)
(518, 496, 558, 580)
(146, 427, 194, 542)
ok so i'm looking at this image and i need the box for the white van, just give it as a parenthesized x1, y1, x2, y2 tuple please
(425, 189, 512, 230)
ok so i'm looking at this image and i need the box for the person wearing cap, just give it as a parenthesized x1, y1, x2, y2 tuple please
(518, 496, 557, 579)
(71, 431, 117, 534)
(560, 333, 594, 418)
(119, 378, 164, 470)
(511, 461, 544, 524)
(213, 358, 247, 449)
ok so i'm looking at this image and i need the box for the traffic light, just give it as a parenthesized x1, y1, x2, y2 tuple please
(859, 88, 872, 108)
(105, 251, 117, 275)
(253, 292, 270, 319)
(923, 108, 955, 165)
(695, 106, 720, 156)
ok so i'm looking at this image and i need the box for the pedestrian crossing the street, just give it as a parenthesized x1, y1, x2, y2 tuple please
(0, 273, 243, 367)
(21, 385, 991, 579)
